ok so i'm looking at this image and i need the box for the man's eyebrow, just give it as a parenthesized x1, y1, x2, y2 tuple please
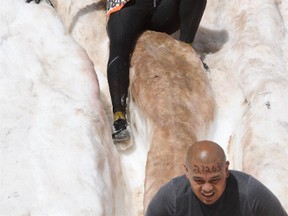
(192, 176, 204, 180)
(210, 175, 221, 180)
(192, 175, 221, 181)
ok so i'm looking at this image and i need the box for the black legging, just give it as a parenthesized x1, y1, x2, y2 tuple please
(107, 0, 207, 113)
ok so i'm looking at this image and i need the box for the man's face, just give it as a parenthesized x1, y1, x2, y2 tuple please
(185, 161, 229, 205)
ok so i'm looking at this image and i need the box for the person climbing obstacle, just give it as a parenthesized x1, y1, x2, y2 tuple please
(106, 0, 207, 145)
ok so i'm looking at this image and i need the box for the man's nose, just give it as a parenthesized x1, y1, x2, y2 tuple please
(202, 183, 213, 192)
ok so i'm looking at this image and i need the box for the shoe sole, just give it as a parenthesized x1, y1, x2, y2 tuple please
(113, 129, 132, 151)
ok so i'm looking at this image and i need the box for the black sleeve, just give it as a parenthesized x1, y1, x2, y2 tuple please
(247, 176, 288, 216)
(145, 180, 176, 216)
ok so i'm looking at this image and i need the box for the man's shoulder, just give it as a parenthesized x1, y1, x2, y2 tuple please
(172, 174, 189, 183)
(164, 175, 191, 196)
(172, 175, 190, 186)
(229, 170, 254, 182)
(145, 175, 191, 216)
(172, 175, 191, 197)
(227, 170, 252, 193)
(228, 170, 265, 194)
(228, 171, 287, 215)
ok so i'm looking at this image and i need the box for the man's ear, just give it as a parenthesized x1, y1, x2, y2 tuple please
(225, 161, 230, 177)
(183, 163, 189, 178)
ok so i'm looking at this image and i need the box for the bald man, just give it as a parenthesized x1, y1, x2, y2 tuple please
(145, 140, 287, 216)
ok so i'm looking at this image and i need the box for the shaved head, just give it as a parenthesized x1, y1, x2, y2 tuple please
(184, 140, 230, 205)
(186, 140, 226, 171)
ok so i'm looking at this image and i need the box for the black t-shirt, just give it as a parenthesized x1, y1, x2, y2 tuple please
(145, 170, 288, 216)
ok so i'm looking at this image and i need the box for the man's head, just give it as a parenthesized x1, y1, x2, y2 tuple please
(184, 140, 230, 205)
